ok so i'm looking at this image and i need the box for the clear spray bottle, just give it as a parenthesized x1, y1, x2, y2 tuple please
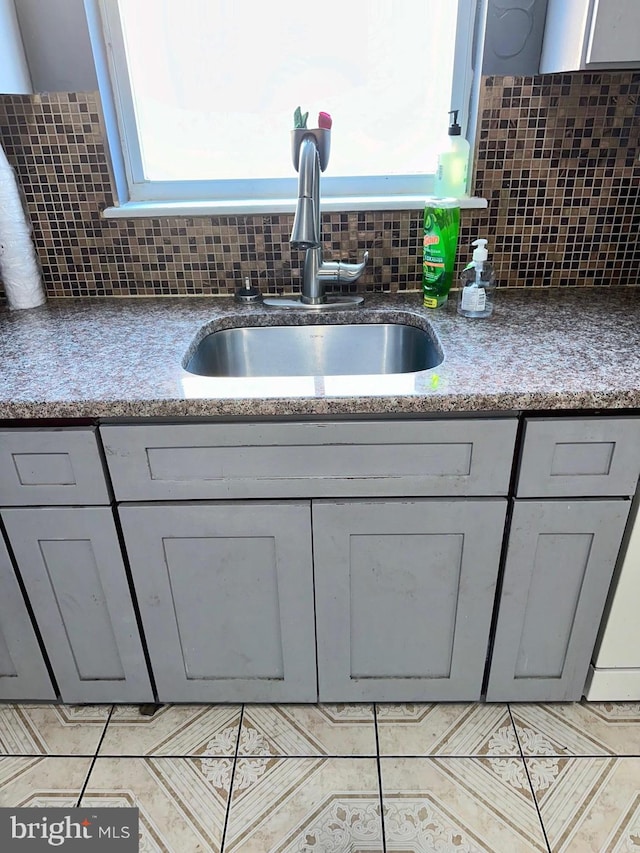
(457, 239, 496, 318)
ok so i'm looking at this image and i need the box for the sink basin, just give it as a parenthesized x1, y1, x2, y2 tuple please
(184, 323, 442, 378)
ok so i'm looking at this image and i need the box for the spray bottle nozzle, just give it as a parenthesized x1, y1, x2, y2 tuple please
(447, 110, 461, 136)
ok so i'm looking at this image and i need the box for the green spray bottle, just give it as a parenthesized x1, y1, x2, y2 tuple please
(422, 200, 460, 308)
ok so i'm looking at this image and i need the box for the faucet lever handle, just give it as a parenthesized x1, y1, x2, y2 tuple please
(316, 250, 369, 285)
(349, 250, 369, 275)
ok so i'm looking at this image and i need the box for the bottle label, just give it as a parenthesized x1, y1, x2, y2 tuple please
(461, 286, 486, 312)
(422, 206, 460, 304)
(423, 235, 443, 283)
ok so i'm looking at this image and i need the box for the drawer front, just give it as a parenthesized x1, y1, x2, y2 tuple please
(517, 417, 640, 498)
(101, 419, 518, 500)
(0, 428, 110, 506)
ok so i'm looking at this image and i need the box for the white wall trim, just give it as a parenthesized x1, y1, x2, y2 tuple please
(0, 0, 32, 93)
(584, 664, 640, 701)
(101, 196, 489, 219)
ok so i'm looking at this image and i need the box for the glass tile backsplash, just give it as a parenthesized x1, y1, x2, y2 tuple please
(0, 73, 639, 300)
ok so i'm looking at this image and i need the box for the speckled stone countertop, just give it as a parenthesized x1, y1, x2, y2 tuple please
(1, 289, 639, 420)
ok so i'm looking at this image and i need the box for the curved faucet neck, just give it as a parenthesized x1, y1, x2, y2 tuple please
(290, 136, 321, 249)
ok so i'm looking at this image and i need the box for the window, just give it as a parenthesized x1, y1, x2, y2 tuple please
(88, 0, 480, 215)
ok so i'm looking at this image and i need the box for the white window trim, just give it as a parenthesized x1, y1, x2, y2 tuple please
(85, 0, 488, 218)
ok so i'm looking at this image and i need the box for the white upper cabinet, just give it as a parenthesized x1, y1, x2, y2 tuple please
(540, 0, 640, 72)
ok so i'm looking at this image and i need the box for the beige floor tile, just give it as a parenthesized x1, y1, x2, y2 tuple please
(511, 701, 640, 756)
(98, 704, 241, 756)
(224, 756, 382, 852)
(527, 755, 640, 852)
(0, 704, 111, 755)
(381, 756, 548, 852)
(0, 756, 91, 806)
(239, 703, 376, 756)
(82, 756, 231, 853)
(376, 702, 519, 756)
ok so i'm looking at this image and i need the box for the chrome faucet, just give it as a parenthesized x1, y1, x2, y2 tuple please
(264, 122, 368, 310)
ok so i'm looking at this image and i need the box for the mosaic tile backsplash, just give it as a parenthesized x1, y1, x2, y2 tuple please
(0, 73, 639, 300)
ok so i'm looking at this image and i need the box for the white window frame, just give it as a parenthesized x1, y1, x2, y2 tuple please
(85, 0, 487, 217)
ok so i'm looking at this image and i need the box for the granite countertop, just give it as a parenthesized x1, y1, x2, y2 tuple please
(1, 288, 639, 420)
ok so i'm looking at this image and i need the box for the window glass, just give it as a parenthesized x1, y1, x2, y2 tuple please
(96, 0, 474, 205)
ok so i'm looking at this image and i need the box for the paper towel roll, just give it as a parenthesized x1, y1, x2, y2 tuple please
(0, 143, 46, 310)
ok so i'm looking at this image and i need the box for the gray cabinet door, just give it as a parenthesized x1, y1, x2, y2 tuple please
(486, 500, 631, 702)
(313, 499, 507, 702)
(119, 501, 317, 702)
(2, 507, 154, 703)
(0, 532, 56, 701)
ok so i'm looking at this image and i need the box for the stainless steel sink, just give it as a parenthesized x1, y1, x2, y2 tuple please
(184, 323, 442, 378)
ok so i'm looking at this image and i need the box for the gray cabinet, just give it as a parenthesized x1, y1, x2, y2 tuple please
(1, 507, 154, 704)
(4, 414, 636, 704)
(107, 417, 518, 703)
(0, 531, 56, 701)
(487, 415, 639, 702)
(118, 501, 317, 703)
(486, 500, 630, 701)
(313, 499, 508, 701)
(541, 0, 640, 72)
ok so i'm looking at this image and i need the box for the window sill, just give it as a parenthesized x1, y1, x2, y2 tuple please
(101, 196, 489, 219)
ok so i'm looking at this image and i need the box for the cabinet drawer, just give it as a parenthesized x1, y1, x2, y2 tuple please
(517, 417, 640, 498)
(101, 419, 518, 500)
(0, 428, 110, 506)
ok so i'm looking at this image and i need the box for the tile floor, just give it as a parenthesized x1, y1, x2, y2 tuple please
(1, 700, 640, 851)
